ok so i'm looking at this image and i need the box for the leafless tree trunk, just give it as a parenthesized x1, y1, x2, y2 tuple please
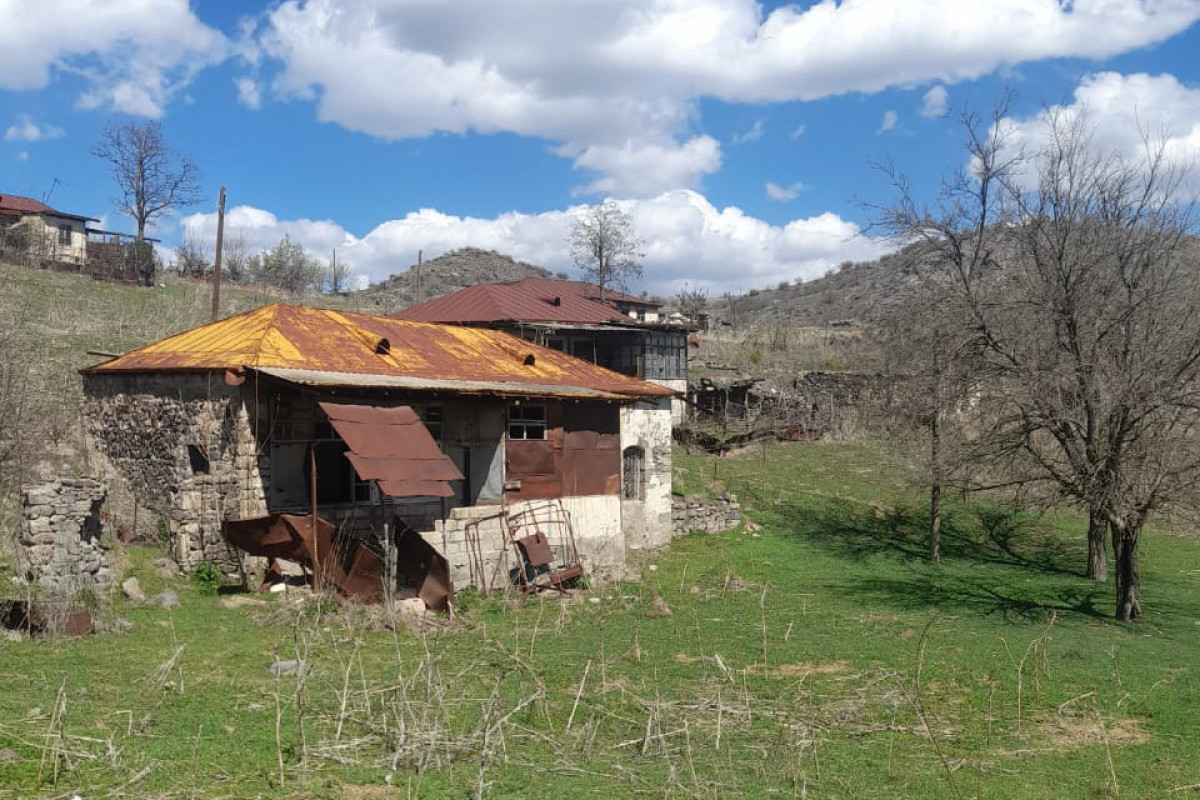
(1087, 510, 1107, 582)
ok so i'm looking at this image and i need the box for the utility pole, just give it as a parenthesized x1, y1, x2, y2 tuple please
(415, 249, 423, 305)
(210, 186, 226, 321)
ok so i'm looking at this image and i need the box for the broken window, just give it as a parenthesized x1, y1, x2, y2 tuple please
(508, 403, 546, 440)
(622, 446, 645, 500)
(420, 406, 443, 441)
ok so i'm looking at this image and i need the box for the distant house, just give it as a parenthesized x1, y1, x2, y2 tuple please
(0, 193, 97, 265)
(392, 278, 691, 423)
(81, 304, 677, 593)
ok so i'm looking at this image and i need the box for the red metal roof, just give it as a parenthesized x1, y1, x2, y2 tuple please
(320, 402, 463, 498)
(391, 278, 656, 326)
(0, 193, 96, 222)
(84, 303, 674, 400)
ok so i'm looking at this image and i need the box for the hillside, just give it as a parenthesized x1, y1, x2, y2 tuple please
(356, 247, 555, 313)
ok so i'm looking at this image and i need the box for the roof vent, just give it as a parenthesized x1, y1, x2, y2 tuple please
(522, 353, 536, 366)
(375, 337, 391, 355)
(552, 296, 562, 306)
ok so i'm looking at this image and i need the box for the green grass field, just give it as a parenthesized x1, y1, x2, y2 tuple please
(2, 439, 1197, 799)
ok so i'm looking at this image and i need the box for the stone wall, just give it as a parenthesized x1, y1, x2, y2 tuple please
(672, 493, 741, 536)
(82, 372, 267, 573)
(620, 397, 674, 550)
(19, 478, 113, 591)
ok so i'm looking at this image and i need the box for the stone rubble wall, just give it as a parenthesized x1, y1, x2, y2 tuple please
(19, 478, 113, 591)
(82, 372, 267, 574)
(672, 493, 741, 536)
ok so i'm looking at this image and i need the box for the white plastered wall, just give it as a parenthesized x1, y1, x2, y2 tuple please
(620, 396, 674, 551)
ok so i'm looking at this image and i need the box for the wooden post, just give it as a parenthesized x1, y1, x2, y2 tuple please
(210, 186, 226, 321)
(310, 446, 320, 592)
(415, 249, 422, 304)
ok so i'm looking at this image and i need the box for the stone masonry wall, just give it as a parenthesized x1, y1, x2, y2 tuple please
(82, 372, 267, 574)
(672, 493, 741, 536)
(19, 478, 113, 591)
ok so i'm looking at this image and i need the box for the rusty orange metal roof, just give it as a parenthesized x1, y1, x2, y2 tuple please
(83, 303, 674, 400)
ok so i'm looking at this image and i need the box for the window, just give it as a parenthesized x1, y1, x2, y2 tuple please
(57, 225, 72, 246)
(508, 403, 546, 440)
(420, 406, 443, 440)
(570, 338, 596, 362)
(622, 446, 645, 500)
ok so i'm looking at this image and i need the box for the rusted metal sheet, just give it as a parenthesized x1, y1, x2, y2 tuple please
(320, 402, 464, 498)
(392, 277, 636, 325)
(223, 513, 386, 602)
(504, 402, 621, 500)
(395, 529, 453, 612)
(82, 303, 675, 401)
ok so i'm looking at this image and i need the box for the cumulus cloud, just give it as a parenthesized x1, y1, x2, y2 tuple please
(765, 181, 806, 202)
(4, 115, 64, 142)
(920, 85, 948, 117)
(235, 77, 261, 109)
(252, 0, 1200, 196)
(566, 136, 721, 197)
(0, 0, 227, 117)
(178, 191, 890, 295)
(878, 110, 899, 133)
(1000, 72, 1200, 194)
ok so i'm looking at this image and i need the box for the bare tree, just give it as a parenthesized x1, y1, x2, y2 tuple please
(222, 231, 254, 284)
(174, 230, 211, 278)
(676, 283, 708, 324)
(326, 249, 350, 294)
(569, 201, 644, 301)
(878, 98, 1200, 620)
(878, 268, 979, 563)
(92, 121, 201, 285)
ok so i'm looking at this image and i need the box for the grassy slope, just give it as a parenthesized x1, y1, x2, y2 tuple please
(1, 440, 1197, 799)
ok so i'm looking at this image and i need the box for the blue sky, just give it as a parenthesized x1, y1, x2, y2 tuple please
(3, 0, 1199, 294)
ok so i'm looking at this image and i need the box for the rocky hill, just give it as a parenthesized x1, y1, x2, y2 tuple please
(357, 247, 557, 313)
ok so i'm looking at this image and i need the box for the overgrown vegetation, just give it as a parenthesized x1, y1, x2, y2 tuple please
(1, 441, 1198, 798)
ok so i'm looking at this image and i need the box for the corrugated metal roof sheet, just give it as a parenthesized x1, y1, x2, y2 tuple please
(0, 193, 97, 222)
(391, 278, 652, 325)
(320, 402, 463, 498)
(84, 303, 674, 400)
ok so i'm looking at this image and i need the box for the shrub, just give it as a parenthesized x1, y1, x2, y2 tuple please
(189, 563, 221, 595)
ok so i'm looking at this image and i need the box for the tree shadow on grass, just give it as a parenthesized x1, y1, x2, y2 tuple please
(763, 498, 1108, 621)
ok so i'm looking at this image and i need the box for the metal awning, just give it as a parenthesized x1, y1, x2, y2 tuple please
(257, 366, 641, 400)
(319, 402, 464, 498)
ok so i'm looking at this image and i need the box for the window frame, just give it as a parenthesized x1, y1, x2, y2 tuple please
(508, 403, 547, 440)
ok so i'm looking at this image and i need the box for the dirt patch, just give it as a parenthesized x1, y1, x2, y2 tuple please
(1034, 711, 1153, 749)
(746, 660, 849, 678)
(343, 785, 399, 799)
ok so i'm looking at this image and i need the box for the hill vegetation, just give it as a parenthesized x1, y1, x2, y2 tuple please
(356, 247, 556, 314)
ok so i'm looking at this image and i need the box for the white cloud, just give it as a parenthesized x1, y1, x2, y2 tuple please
(878, 110, 898, 133)
(236, 77, 261, 109)
(17, 151, 29, 162)
(1000, 72, 1200, 194)
(253, 0, 1200, 196)
(790, 124, 807, 139)
(0, 0, 227, 117)
(920, 85, 948, 117)
(566, 136, 721, 197)
(178, 190, 890, 295)
(4, 115, 63, 142)
(765, 181, 806, 202)
(732, 119, 764, 145)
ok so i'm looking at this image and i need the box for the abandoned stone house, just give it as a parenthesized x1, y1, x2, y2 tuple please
(392, 277, 691, 424)
(80, 303, 676, 592)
